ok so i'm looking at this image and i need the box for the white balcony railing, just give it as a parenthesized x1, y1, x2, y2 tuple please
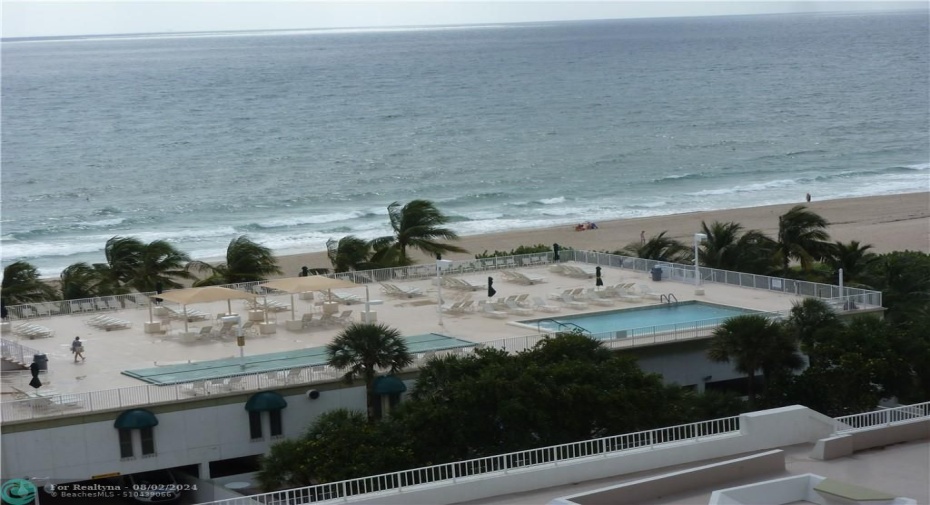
(198, 415, 741, 505)
(833, 401, 930, 434)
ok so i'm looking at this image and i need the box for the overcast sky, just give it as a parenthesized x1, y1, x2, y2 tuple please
(2, 1, 923, 39)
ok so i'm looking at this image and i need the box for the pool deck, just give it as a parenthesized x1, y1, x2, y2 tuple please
(2, 262, 810, 398)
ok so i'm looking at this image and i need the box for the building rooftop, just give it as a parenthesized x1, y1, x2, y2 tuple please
(460, 439, 930, 505)
(1, 256, 879, 422)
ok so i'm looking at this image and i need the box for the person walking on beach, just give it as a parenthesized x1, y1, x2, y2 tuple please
(640, 231, 646, 244)
(72, 336, 85, 362)
(806, 193, 811, 203)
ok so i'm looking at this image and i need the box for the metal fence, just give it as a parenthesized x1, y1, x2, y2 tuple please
(833, 401, 930, 434)
(199, 415, 741, 505)
(1, 250, 881, 322)
(564, 250, 882, 308)
(1, 337, 43, 366)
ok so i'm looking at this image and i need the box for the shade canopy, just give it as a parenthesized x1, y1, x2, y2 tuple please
(245, 391, 288, 412)
(114, 409, 159, 429)
(152, 286, 256, 305)
(261, 276, 357, 294)
(373, 376, 407, 395)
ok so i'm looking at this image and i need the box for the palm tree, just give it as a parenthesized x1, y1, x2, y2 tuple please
(699, 221, 776, 274)
(622, 231, 691, 263)
(59, 262, 104, 300)
(191, 236, 282, 286)
(326, 322, 413, 420)
(1, 261, 57, 306)
(785, 297, 842, 365)
(707, 314, 801, 406)
(824, 240, 877, 285)
(127, 240, 194, 292)
(369, 200, 466, 267)
(326, 236, 374, 273)
(775, 205, 830, 276)
(95, 236, 193, 293)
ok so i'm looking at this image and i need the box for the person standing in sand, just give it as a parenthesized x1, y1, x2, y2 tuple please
(640, 231, 646, 244)
(806, 193, 812, 202)
(72, 336, 85, 362)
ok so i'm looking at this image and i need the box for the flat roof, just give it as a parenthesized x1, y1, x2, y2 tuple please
(1, 262, 825, 399)
(458, 439, 930, 505)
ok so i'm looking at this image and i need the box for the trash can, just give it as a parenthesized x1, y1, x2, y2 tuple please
(33, 353, 48, 371)
(651, 266, 662, 281)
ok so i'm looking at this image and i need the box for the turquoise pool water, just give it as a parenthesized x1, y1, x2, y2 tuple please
(519, 302, 757, 335)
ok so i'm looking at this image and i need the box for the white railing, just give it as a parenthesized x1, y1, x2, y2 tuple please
(1, 337, 44, 365)
(198, 415, 741, 505)
(565, 250, 882, 308)
(0, 352, 451, 423)
(2, 250, 881, 321)
(833, 401, 930, 434)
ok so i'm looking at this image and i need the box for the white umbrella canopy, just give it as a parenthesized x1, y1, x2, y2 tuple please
(261, 276, 358, 320)
(154, 286, 258, 305)
(149, 286, 257, 332)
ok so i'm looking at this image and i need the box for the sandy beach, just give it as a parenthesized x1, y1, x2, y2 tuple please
(272, 192, 929, 277)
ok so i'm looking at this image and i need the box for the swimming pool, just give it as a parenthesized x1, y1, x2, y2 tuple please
(517, 302, 757, 337)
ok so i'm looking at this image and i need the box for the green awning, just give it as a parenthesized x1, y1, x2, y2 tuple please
(373, 376, 407, 395)
(114, 409, 159, 429)
(245, 391, 288, 412)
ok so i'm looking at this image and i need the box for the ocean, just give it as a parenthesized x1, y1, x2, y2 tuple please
(2, 11, 928, 277)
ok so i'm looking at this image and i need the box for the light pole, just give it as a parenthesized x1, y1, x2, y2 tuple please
(436, 259, 452, 326)
(694, 233, 707, 295)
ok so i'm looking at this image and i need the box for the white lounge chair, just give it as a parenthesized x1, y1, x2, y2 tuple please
(332, 310, 354, 325)
(532, 297, 561, 313)
(503, 299, 534, 316)
(479, 301, 508, 318)
(582, 288, 614, 306)
(560, 293, 588, 310)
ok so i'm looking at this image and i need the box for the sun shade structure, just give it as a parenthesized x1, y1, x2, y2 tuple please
(114, 409, 159, 429)
(149, 286, 257, 332)
(262, 276, 358, 320)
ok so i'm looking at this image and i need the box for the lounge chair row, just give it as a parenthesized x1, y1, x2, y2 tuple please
(13, 323, 55, 339)
(5, 296, 150, 320)
(245, 299, 291, 312)
(549, 264, 598, 278)
(380, 283, 423, 298)
(161, 306, 211, 322)
(86, 315, 133, 331)
(297, 310, 353, 329)
(13, 387, 83, 408)
(500, 270, 547, 285)
(441, 277, 486, 291)
(178, 321, 259, 342)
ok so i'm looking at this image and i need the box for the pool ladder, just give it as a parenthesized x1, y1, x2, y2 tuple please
(660, 293, 679, 305)
(536, 319, 591, 335)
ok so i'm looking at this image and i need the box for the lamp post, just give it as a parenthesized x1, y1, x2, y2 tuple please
(436, 259, 452, 326)
(694, 233, 707, 295)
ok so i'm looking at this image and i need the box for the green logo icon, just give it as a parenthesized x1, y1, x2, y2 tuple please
(1, 479, 36, 505)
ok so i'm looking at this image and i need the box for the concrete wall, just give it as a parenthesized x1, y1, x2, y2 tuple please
(556, 450, 785, 505)
(350, 406, 836, 505)
(812, 420, 930, 460)
(620, 339, 745, 391)
(0, 381, 380, 481)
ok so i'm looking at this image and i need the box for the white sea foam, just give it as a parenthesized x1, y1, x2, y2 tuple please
(76, 218, 126, 227)
(252, 211, 370, 228)
(537, 197, 566, 205)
